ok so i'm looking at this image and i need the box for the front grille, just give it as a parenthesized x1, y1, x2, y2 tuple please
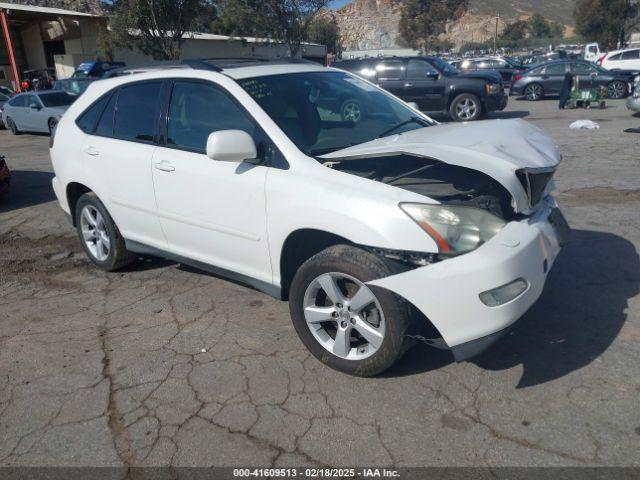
(516, 168, 555, 207)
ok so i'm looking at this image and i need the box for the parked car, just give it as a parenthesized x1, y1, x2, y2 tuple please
(2, 90, 76, 134)
(72, 61, 126, 79)
(521, 51, 566, 68)
(337, 56, 507, 121)
(628, 76, 640, 113)
(0, 92, 9, 128)
(0, 155, 10, 198)
(598, 48, 640, 71)
(0, 86, 14, 97)
(511, 60, 634, 100)
(456, 57, 526, 82)
(49, 59, 567, 376)
(52, 78, 96, 96)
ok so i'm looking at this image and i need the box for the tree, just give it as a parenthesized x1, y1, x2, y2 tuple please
(528, 13, 552, 38)
(111, 0, 216, 60)
(574, 0, 639, 49)
(399, 0, 468, 51)
(215, 0, 330, 56)
(307, 15, 341, 54)
(501, 19, 528, 41)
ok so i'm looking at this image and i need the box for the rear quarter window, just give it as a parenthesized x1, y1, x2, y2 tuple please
(76, 92, 113, 133)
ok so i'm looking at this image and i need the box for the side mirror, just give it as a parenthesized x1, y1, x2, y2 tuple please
(206, 130, 257, 163)
(29, 103, 41, 110)
(426, 72, 439, 79)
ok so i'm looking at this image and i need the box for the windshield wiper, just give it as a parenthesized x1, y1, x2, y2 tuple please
(378, 117, 429, 138)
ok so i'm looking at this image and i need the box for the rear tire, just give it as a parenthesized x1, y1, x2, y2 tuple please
(524, 83, 544, 101)
(449, 93, 481, 122)
(289, 245, 411, 376)
(7, 117, 21, 135)
(75, 192, 136, 271)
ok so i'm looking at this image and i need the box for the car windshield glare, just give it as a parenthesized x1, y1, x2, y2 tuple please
(238, 71, 433, 157)
(39, 92, 76, 107)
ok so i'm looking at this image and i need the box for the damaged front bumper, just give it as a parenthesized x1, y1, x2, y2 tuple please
(368, 197, 567, 361)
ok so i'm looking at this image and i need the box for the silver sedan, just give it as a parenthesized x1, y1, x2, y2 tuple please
(1, 90, 76, 135)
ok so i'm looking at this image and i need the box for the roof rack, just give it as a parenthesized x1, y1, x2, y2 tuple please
(102, 57, 320, 78)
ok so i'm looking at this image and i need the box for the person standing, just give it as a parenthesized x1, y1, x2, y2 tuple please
(559, 71, 574, 109)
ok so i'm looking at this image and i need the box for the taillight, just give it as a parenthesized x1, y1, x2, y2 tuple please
(514, 74, 523, 82)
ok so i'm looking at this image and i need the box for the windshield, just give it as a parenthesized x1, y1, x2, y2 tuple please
(38, 92, 75, 107)
(239, 71, 433, 156)
(429, 57, 459, 75)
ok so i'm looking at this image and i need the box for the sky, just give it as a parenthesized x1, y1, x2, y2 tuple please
(328, 0, 353, 9)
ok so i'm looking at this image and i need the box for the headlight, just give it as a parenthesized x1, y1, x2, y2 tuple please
(486, 83, 501, 95)
(400, 203, 506, 254)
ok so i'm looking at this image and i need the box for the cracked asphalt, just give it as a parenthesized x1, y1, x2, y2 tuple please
(1, 98, 639, 469)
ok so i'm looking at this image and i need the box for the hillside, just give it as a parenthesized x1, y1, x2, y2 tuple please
(335, 0, 577, 51)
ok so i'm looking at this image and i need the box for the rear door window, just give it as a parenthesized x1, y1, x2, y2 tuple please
(544, 63, 567, 75)
(621, 50, 640, 60)
(113, 81, 162, 143)
(377, 61, 405, 80)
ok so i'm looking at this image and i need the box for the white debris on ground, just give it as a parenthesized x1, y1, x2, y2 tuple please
(570, 120, 600, 130)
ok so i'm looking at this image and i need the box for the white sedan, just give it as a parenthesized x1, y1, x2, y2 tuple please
(2, 90, 75, 135)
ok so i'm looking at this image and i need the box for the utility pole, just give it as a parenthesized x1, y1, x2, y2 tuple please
(494, 13, 500, 53)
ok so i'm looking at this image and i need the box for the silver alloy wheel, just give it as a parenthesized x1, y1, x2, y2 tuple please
(607, 81, 626, 99)
(303, 272, 385, 360)
(341, 101, 362, 123)
(455, 98, 478, 120)
(525, 84, 542, 101)
(80, 205, 110, 262)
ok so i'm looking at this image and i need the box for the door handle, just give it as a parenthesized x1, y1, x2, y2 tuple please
(404, 82, 413, 87)
(154, 161, 175, 172)
(84, 146, 100, 156)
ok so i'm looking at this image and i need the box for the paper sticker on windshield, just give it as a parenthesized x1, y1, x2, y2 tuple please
(343, 76, 379, 92)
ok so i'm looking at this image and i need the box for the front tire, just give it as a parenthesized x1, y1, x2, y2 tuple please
(607, 81, 627, 99)
(289, 245, 411, 376)
(524, 83, 544, 101)
(449, 93, 481, 122)
(75, 192, 136, 271)
(48, 117, 58, 135)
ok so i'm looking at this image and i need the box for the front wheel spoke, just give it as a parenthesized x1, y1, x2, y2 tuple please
(353, 318, 383, 348)
(332, 327, 351, 357)
(318, 274, 345, 305)
(304, 306, 336, 324)
(81, 227, 94, 241)
(82, 208, 96, 227)
(348, 285, 375, 313)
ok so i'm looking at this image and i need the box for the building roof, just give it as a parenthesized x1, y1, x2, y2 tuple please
(0, 2, 98, 17)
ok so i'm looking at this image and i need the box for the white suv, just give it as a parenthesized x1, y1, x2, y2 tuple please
(50, 59, 569, 376)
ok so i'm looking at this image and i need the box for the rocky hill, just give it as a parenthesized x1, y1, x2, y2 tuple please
(3, 0, 106, 15)
(334, 0, 577, 51)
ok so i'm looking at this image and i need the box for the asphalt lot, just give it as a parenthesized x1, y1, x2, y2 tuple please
(1, 98, 639, 468)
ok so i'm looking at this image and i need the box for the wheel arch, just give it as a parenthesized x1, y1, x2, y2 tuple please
(66, 182, 92, 226)
(279, 228, 355, 300)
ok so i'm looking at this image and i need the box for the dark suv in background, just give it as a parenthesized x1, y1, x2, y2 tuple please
(336, 56, 507, 121)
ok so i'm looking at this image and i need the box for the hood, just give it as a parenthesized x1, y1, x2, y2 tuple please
(610, 69, 640, 78)
(455, 71, 502, 83)
(320, 119, 561, 214)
